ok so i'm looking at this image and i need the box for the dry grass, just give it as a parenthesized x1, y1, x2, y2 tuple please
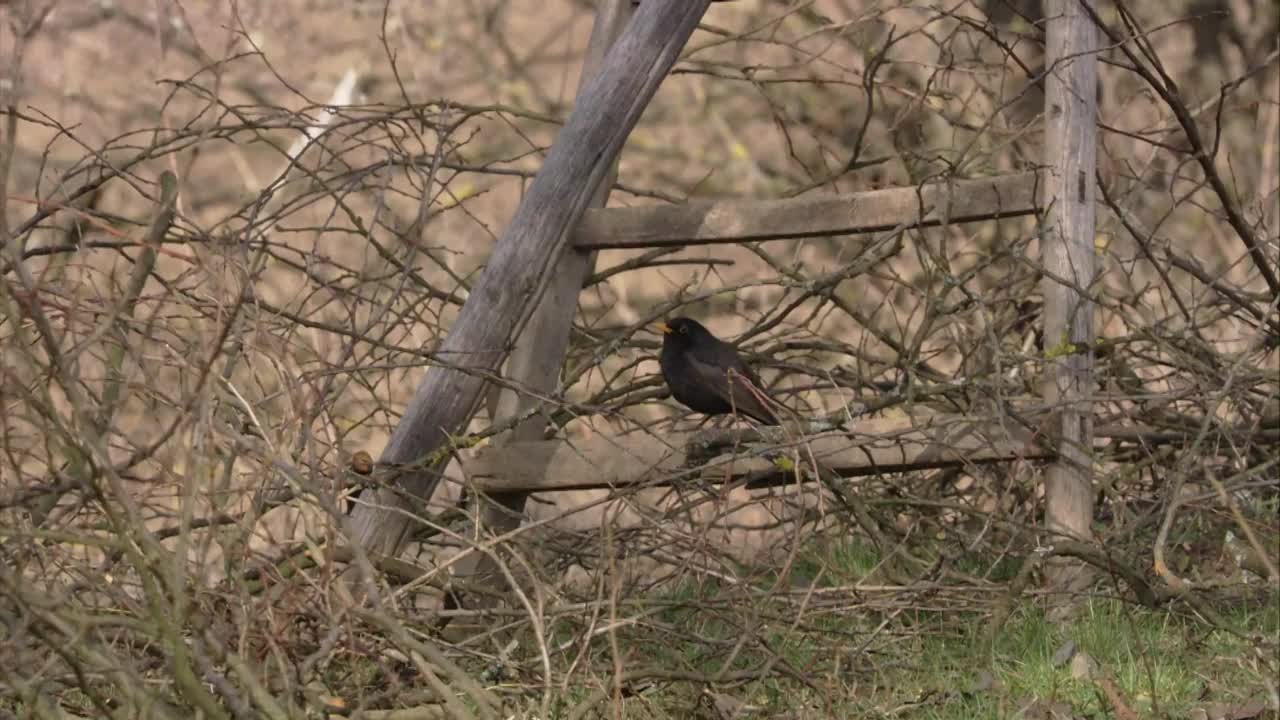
(1, 0, 1277, 717)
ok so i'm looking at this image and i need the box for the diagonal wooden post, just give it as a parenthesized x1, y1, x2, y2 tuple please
(447, 0, 635, 617)
(345, 0, 712, 563)
(1042, 0, 1098, 593)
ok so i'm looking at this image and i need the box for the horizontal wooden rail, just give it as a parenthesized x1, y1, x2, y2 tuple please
(573, 171, 1044, 250)
(462, 411, 1055, 494)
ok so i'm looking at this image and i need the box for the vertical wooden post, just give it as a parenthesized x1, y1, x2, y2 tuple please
(446, 0, 635, 619)
(1042, 0, 1098, 591)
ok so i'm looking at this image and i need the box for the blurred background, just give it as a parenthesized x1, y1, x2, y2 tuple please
(2, 1, 1277, 717)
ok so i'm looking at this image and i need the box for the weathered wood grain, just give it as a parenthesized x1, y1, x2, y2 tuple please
(1042, 0, 1099, 581)
(449, 0, 634, 614)
(347, 0, 714, 559)
(463, 413, 1055, 494)
(573, 171, 1043, 249)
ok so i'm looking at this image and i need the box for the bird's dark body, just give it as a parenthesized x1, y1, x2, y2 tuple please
(658, 317, 780, 425)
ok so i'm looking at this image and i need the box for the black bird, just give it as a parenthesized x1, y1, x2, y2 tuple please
(656, 317, 781, 425)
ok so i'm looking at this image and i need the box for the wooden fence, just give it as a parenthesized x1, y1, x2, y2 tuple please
(345, 0, 1099, 608)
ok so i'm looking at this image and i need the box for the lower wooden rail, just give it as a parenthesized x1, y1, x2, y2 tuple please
(462, 410, 1058, 494)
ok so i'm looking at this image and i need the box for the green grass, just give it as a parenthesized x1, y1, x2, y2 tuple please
(542, 536, 1280, 718)
(891, 595, 1277, 719)
(28, 535, 1270, 719)
(246, 535, 1278, 719)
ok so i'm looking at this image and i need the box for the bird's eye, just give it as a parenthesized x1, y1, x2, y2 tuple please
(679, 325, 689, 334)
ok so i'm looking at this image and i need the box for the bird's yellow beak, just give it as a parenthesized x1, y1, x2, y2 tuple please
(653, 321, 672, 335)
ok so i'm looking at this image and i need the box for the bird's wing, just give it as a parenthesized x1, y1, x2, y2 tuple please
(695, 340, 770, 393)
(685, 354, 780, 425)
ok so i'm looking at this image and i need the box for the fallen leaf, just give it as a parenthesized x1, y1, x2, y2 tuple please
(1051, 639, 1077, 667)
(1193, 697, 1269, 720)
(1069, 651, 1098, 680)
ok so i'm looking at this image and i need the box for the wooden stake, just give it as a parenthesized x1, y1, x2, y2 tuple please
(1042, 0, 1099, 591)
